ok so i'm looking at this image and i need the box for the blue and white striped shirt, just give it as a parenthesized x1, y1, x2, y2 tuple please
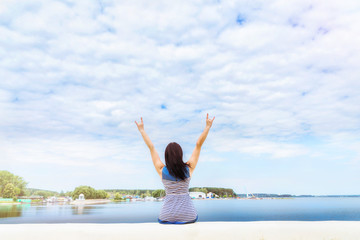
(158, 165, 198, 224)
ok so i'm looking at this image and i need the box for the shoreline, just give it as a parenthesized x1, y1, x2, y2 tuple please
(1, 221, 360, 240)
(0, 202, 21, 205)
(70, 199, 111, 205)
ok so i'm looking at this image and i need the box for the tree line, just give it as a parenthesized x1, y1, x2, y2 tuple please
(1, 170, 236, 200)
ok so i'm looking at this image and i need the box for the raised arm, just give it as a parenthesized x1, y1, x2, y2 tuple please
(186, 113, 215, 176)
(135, 117, 165, 177)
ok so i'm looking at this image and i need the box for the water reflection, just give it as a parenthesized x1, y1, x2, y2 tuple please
(1, 198, 360, 223)
(71, 205, 97, 215)
(0, 204, 30, 218)
(0, 203, 105, 221)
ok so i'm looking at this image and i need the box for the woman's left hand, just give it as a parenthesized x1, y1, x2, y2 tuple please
(135, 117, 144, 131)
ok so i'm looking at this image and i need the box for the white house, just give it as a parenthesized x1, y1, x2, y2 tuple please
(206, 192, 214, 198)
(144, 196, 156, 201)
(189, 192, 206, 199)
(78, 194, 85, 201)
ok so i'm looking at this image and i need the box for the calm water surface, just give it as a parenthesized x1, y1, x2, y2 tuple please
(1, 197, 360, 223)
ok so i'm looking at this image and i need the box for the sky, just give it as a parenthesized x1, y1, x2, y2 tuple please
(0, 0, 359, 195)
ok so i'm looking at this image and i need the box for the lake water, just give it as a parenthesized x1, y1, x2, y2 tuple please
(1, 197, 360, 223)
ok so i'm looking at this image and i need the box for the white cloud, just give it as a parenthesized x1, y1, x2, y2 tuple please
(0, 0, 359, 193)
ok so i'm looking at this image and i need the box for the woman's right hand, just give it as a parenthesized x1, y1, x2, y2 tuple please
(206, 113, 215, 128)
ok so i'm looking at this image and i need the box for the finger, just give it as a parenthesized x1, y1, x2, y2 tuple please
(212, 116, 215, 121)
(206, 113, 208, 120)
(141, 117, 143, 123)
(135, 121, 138, 126)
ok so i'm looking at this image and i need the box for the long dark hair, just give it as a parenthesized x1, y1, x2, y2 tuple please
(165, 142, 190, 180)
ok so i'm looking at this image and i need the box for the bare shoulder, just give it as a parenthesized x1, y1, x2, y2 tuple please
(158, 165, 165, 179)
(186, 162, 194, 178)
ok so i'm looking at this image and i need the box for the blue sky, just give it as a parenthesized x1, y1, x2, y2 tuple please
(0, 0, 359, 195)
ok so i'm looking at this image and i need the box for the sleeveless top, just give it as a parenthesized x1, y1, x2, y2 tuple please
(158, 165, 198, 224)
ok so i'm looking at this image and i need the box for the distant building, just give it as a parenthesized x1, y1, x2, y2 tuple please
(57, 197, 70, 202)
(206, 192, 214, 198)
(78, 194, 85, 201)
(46, 196, 57, 203)
(189, 192, 206, 199)
(144, 196, 156, 201)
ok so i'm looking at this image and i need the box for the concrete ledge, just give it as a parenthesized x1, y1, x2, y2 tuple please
(1, 221, 360, 240)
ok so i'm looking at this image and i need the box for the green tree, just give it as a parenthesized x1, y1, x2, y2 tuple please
(23, 189, 31, 197)
(114, 193, 122, 200)
(152, 189, 165, 198)
(13, 187, 21, 197)
(0, 171, 28, 197)
(33, 191, 52, 198)
(200, 188, 208, 194)
(65, 191, 73, 197)
(95, 190, 108, 199)
(3, 183, 16, 198)
(72, 186, 97, 200)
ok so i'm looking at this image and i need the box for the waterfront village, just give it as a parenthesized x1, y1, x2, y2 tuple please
(4, 191, 224, 205)
(1, 190, 274, 205)
(1, 170, 273, 205)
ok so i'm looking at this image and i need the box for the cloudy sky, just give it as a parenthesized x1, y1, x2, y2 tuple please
(1, 0, 359, 195)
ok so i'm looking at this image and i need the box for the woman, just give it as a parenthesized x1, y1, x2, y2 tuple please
(135, 113, 215, 224)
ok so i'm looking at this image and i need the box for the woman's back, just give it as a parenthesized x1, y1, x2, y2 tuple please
(158, 165, 198, 224)
(135, 113, 215, 224)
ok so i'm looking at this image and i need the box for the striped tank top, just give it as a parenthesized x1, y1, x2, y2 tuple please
(158, 165, 198, 224)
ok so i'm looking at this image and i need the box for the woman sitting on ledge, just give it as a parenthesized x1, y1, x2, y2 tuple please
(135, 113, 215, 224)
